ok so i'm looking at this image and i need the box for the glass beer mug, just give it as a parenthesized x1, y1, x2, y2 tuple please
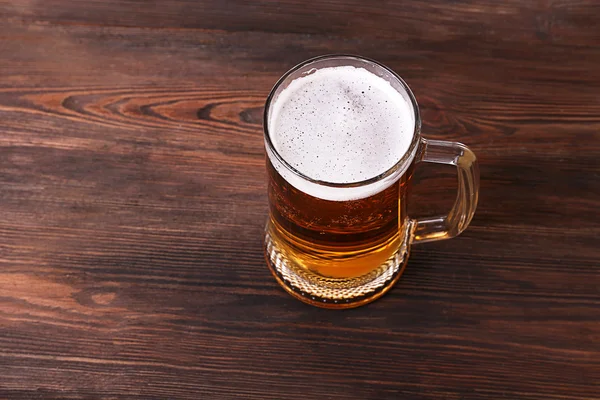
(264, 55, 479, 308)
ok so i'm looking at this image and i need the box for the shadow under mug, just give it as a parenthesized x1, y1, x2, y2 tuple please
(264, 55, 479, 309)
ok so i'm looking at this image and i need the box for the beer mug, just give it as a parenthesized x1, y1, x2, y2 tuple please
(264, 55, 479, 308)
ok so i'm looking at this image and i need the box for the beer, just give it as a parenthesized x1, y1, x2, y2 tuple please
(265, 65, 415, 280)
(267, 158, 413, 279)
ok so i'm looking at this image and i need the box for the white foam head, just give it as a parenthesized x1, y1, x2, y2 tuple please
(266, 65, 417, 201)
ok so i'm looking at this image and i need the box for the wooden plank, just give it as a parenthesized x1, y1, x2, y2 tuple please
(0, 1, 599, 399)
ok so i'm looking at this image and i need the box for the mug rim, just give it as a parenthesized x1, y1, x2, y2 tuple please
(263, 54, 422, 189)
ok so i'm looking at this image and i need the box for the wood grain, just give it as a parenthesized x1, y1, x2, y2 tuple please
(1, 1, 599, 399)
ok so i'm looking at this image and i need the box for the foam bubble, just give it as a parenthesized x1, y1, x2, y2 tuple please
(267, 65, 415, 201)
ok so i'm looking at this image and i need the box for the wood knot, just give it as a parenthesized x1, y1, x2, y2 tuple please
(91, 292, 117, 305)
(239, 107, 263, 125)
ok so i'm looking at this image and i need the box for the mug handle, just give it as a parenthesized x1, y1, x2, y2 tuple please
(411, 138, 480, 244)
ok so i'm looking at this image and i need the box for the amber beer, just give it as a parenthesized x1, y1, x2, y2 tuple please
(267, 158, 413, 279)
(264, 58, 417, 285)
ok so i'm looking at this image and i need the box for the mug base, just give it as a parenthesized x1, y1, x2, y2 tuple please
(264, 222, 412, 309)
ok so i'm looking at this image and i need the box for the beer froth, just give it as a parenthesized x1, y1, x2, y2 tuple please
(268, 65, 415, 201)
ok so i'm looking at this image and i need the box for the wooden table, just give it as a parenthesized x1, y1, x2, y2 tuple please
(1, 1, 599, 399)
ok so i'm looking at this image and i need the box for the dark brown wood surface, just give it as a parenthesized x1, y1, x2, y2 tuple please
(1, 1, 599, 399)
